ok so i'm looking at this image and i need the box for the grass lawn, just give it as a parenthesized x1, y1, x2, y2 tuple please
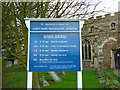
(82, 70, 103, 88)
(2, 65, 27, 88)
(102, 69, 120, 82)
(3, 65, 120, 88)
(38, 70, 103, 88)
(38, 71, 77, 88)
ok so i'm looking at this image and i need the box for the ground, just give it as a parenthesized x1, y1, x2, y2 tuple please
(2, 65, 120, 88)
(113, 69, 120, 77)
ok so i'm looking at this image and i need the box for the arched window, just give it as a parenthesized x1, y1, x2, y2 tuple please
(82, 39, 91, 60)
(110, 22, 116, 30)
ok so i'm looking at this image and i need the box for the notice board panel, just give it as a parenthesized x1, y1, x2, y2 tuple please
(30, 21, 79, 32)
(29, 33, 80, 71)
(28, 20, 81, 72)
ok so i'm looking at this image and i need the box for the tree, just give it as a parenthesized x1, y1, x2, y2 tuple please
(2, 1, 103, 88)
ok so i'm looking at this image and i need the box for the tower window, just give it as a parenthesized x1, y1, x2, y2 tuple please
(110, 22, 116, 30)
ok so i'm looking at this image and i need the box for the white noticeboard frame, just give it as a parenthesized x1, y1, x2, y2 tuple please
(25, 18, 84, 89)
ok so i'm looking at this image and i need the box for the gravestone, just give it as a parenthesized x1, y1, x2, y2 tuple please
(61, 71, 68, 75)
(14, 59, 18, 65)
(48, 72, 62, 82)
(40, 76, 50, 86)
(6, 61, 12, 68)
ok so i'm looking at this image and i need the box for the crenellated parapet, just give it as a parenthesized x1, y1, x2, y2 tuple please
(84, 12, 120, 24)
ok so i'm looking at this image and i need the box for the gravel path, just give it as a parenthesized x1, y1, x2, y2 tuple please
(113, 69, 120, 77)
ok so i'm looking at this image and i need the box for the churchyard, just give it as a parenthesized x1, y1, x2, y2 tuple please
(2, 64, 120, 88)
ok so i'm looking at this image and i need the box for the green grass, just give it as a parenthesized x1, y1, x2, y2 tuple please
(38, 71, 77, 88)
(2, 65, 27, 88)
(4, 65, 120, 88)
(102, 69, 120, 82)
(82, 70, 103, 88)
(3, 71, 27, 88)
(9, 65, 24, 70)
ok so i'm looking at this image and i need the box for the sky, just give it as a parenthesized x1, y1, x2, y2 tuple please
(79, 0, 120, 17)
(1, 0, 119, 13)
(1, 0, 119, 16)
(69, 0, 119, 17)
(92, 0, 119, 14)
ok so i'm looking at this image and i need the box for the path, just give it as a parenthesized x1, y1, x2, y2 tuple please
(113, 69, 120, 77)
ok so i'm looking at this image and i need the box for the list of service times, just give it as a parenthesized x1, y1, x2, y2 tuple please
(29, 33, 80, 71)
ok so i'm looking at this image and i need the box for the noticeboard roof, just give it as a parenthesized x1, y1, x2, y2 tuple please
(24, 18, 84, 21)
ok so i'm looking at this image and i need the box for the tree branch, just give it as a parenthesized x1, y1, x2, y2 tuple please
(2, 41, 26, 64)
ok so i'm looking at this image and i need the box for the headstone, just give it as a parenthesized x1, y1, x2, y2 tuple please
(48, 72, 62, 82)
(14, 60, 18, 65)
(6, 61, 12, 68)
(61, 71, 68, 75)
(40, 76, 50, 86)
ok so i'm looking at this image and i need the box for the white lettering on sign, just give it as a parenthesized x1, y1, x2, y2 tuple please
(32, 28, 65, 30)
(44, 35, 66, 38)
(34, 41, 38, 43)
(51, 45, 76, 47)
(39, 45, 49, 47)
(33, 54, 37, 56)
(45, 23, 65, 26)
(39, 54, 49, 56)
(33, 45, 38, 47)
(34, 50, 38, 52)
(40, 41, 49, 43)
(40, 49, 49, 52)
(33, 58, 37, 61)
(51, 41, 68, 43)
(66, 27, 78, 30)
(51, 49, 69, 52)
(51, 54, 67, 56)
(40, 58, 58, 61)
(34, 66, 48, 67)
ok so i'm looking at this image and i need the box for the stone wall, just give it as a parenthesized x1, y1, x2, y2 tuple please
(82, 12, 120, 69)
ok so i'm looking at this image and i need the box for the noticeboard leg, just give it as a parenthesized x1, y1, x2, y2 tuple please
(77, 71, 82, 89)
(27, 72, 32, 90)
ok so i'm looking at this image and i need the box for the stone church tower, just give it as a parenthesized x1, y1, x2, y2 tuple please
(82, 12, 120, 69)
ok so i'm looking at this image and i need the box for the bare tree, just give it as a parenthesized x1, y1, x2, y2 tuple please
(2, 1, 103, 88)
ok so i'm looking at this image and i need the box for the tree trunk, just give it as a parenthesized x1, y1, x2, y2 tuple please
(32, 72, 40, 89)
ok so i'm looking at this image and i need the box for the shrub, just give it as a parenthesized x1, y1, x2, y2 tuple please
(96, 69, 120, 88)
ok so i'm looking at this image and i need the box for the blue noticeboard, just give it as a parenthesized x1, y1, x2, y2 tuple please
(29, 21, 81, 72)
(30, 21, 79, 31)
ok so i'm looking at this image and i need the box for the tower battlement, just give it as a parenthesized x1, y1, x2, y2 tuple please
(85, 12, 120, 24)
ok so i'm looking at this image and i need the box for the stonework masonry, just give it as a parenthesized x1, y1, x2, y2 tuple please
(82, 12, 120, 69)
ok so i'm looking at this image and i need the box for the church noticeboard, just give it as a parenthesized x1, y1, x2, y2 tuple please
(28, 20, 81, 72)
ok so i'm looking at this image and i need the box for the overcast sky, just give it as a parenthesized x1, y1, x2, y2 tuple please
(73, 0, 119, 17)
(100, 0, 119, 12)
(1, 0, 119, 16)
(93, 0, 119, 14)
